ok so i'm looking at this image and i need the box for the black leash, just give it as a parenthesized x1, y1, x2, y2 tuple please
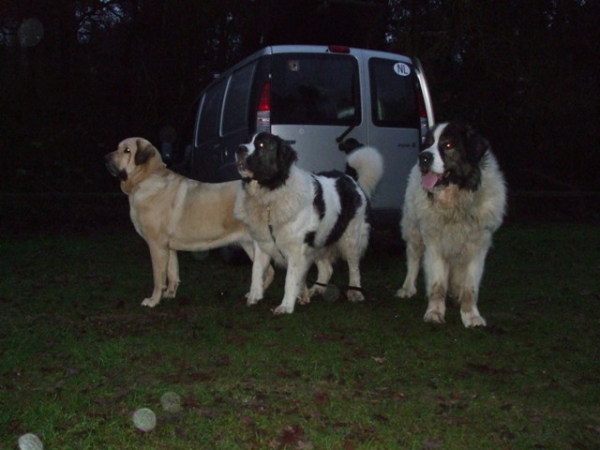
(312, 281, 363, 293)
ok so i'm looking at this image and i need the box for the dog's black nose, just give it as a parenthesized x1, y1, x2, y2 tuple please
(419, 151, 433, 170)
(236, 145, 248, 157)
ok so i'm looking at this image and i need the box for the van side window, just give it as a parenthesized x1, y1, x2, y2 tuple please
(222, 62, 257, 134)
(270, 54, 360, 126)
(196, 79, 227, 144)
(369, 58, 418, 128)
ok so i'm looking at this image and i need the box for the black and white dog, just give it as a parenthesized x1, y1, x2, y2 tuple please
(234, 132, 384, 314)
(395, 122, 506, 327)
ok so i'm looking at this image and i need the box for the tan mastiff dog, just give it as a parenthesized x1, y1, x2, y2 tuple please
(105, 137, 273, 307)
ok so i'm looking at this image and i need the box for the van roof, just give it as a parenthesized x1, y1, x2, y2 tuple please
(266, 45, 413, 61)
(216, 45, 414, 80)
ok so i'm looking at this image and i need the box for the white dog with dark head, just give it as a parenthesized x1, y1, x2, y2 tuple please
(396, 122, 506, 327)
(234, 132, 384, 314)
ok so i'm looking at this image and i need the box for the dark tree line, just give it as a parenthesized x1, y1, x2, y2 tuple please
(0, 0, 598, 192)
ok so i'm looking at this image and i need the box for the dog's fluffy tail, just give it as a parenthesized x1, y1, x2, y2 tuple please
(346, 146, 384, 199)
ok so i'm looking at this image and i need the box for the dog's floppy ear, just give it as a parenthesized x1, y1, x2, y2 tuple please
(134, 139, 157, 166)
(276, 135, 298, 171)
(465, 127, 490, 166)
(338, 137, 363, 154)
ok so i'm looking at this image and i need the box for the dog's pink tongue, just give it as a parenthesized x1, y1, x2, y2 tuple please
(421, 172, 441, 190)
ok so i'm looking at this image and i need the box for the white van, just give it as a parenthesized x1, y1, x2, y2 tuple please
(179, 45, 435, 224)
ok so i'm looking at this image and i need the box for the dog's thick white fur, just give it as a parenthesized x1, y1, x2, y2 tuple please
(234, 132, 384, 314)
(105, 137, 273, 307)
(395, 123, 506, 327)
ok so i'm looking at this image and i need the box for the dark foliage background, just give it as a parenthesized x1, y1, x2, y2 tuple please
(0, 0, 598, 193)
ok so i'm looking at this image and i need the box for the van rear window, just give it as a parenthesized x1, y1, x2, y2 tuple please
(270, 54, 360, 126)
(369, 58, 419, 128)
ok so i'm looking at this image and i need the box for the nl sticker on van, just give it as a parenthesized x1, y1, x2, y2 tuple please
(393, 62, 411, 76)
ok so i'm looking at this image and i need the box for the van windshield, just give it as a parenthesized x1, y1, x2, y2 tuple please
(270, 54, 360, 126)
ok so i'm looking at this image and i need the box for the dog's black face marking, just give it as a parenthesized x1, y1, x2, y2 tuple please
(421, 122, 488, 192)
(440, 123, 487, 164)
(441, 123, 487, 191)
(105, 153, 129, 181)
(246, 132, 298, 190)
(105, 154, 120, 178)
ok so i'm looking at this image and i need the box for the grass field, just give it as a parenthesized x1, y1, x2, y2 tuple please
(1, 195, 599, 449)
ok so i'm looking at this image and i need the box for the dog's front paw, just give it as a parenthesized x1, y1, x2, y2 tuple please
(461, 311, 487, 328)
(164, 280, 180, 298)
(163, 288, 177, 299)
(395, 286, 417, 298)
(424, 309, 445, 324)
(347, 289, 365, 303)
(141, 297, 160, 307)
(245, 293, 262, 306)
(272, 304, 294, 315)
(297, 286, 311, 305)
(308, 284, 326, 299)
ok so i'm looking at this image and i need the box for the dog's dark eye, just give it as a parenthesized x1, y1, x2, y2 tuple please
(124, 147, 131, 153)
(443, 141, 455, 150)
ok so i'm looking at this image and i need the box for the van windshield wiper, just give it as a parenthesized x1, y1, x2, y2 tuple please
(336, 124, 355, 144)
